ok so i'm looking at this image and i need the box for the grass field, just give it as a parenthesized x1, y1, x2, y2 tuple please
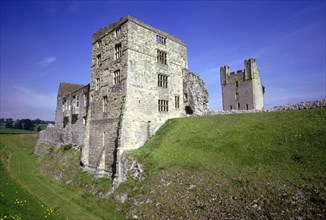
(0, 123, 47, 134)
(0, 134, 122, 220)
(0, 128, 37, 134)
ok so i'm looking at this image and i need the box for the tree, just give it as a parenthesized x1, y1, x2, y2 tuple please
(5, 121, 13, 128)
(22, 119, 35, 131)
(14, 120, 23, 129)
(37, 126, 42, 132)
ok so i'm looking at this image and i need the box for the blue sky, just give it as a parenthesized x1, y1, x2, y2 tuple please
(1, 0, 325, 120)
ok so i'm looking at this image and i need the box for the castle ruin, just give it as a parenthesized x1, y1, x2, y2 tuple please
(220, 59, 265, 111)
(37, 16, 209, 183)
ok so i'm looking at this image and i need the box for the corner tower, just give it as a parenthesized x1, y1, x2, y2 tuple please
(220, 58, 265, 111)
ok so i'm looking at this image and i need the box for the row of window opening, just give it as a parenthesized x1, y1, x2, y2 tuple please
(95, 70, 121, 90)
(62, 94, 88, 112)
(230, 103, 249, 110)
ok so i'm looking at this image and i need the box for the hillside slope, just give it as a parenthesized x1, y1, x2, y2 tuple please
(121, 108, 326, 219)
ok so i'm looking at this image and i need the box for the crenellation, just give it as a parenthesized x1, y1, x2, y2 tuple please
(220, 58, 264, 111)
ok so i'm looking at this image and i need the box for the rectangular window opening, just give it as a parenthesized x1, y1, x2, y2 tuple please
(96, 78, 100, 90)
(236, 81, 238, 87)
(114, 70, 121, 85)
(62, 100, 66, 112)
(230, 105, 233, 110)
(237, 103, 240, 109)
(76, 96, 79, 108)
(83, 93, 87, 107)
(156, 35, 166, 44)
(184, 93, 188, 103)
(158, 74, 168, 88)
(175, 96, 180, 109)
(246, 104, 249, 110)
(63, 117, 69, 128)
(157, 50, 167, 65)
(235, 92, 239, 100)
(115, 27, 122, 36)
(115, 43, 122, 60)
(96, 54, 101, 66)
(103, 96, 108, 112)
(72, 114, 78, 124)
(158, 99, 169, 112)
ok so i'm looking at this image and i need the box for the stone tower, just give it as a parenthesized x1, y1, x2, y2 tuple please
(220, 58, 265, 111)
(82, 16, 189, 180)
(36, 16, 209, 184)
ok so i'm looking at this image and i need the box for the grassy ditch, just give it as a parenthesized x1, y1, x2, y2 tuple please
(0, 134, 123, 220)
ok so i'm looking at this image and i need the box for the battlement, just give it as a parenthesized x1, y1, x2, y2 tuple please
(220, 58, 260, 85)
(220, 58, 264, 111)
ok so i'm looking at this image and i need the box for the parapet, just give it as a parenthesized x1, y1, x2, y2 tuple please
(220, 58, 260, 84)
(92, 16, 186, 46)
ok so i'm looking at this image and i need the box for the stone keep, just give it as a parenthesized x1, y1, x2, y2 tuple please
(36, 16, 209, 183)
(220, 59, 265, 111)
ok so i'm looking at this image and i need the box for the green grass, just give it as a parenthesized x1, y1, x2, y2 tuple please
(0, 147, 62, 219)
(0, 128, 37, 134)
(0, 123, 47, 133)
(0, 134, 123, 220)
(1, 109, 325, 219)
(123, 108, 326, 218)
(133, 108, 326, 182)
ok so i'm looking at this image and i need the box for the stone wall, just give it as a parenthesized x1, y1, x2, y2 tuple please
(36, 16, 211, 184)
(220, 59, 264, 111)
(183, 69, 209, 115)
(268, 99, 326, 111)
(81, 17, 129, 177)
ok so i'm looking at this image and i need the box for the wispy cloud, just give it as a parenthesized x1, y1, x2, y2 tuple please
(10, 85, 57, 109)
(32, 56, 56, 69)
(0, 85, 57, 120)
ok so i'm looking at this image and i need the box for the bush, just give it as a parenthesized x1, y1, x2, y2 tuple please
(63, 144, 72, 151)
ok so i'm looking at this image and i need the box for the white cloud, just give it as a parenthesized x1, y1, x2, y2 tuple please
(32, 56, 56, 69)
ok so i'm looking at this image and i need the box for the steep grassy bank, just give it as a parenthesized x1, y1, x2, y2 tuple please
(121, 108, 326, 219)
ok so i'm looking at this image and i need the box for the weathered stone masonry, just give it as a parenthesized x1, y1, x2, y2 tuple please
(220, 58, 265, 111)
(36, 16, 209, 183)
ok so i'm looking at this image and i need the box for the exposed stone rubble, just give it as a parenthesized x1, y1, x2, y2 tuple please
(267, 99, 326, 111)
(204, 99, 326, 116)
(183, 69, 209, 116)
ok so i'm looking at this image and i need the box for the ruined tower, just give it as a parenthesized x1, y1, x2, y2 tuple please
(220, 58, 265, 111)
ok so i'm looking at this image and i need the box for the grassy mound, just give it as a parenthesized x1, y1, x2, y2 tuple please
(121, 108, 326, 219)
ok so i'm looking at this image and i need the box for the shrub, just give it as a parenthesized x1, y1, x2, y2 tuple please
(63, 144, 72, 151)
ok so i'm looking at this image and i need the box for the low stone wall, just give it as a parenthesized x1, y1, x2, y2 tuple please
(35, 123, 82, 157)
(267, 99, 326, 112)
(205, 99, 325, 116)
